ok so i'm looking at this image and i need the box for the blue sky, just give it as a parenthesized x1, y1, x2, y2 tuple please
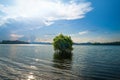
(0, 0, 120, 42)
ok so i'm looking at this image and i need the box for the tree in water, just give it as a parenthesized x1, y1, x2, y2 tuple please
(53, 34, 73, 52)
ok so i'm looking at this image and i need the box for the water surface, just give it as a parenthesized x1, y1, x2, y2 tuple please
(0, 44, 120, 80)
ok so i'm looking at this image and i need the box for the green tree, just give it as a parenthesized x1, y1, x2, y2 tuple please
(53, 34, 73, 52)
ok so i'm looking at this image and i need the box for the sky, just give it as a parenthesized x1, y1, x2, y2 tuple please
(0, 0, 120, 43)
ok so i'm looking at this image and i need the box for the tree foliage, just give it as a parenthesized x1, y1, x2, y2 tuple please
(53, 34, 73, 52)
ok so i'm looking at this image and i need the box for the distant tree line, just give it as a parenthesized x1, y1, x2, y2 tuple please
(0, 40, 120, 45)
(0, 40, 29, 44)
(74, 42, 120, 45)
(92, 42, 120, 45)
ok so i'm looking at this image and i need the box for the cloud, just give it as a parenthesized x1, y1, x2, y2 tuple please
(44, 34, 56, 37)
(35, 38, 52, 42)
(10, 34, 24, 40)
(79, 30, 89, 35)
(0, 0, 92, 27)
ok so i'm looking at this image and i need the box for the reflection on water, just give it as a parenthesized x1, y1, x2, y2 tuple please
(0, 44, 120, 80)
(53, 51, 73, 70)
(53, 51, 72, 60)
(27, 72, 35, 80)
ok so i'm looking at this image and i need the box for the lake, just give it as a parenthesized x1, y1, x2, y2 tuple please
(0, 44, 120, 80)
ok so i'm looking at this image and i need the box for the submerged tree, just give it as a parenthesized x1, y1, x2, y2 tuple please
(53, 34, 73, 52)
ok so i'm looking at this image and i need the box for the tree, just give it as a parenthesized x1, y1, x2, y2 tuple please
(53, 34, 73, 52)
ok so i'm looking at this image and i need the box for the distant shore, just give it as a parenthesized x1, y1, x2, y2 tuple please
(0, 40, 29, 44)
(0, 40, 120, 45)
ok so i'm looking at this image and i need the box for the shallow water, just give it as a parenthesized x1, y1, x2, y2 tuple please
(0, 44, 120, 80)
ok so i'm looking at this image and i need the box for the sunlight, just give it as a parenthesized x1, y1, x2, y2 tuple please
(0, 0, 120, 80)
(27, 72, 35, 80)
(30, 65, 37, 69)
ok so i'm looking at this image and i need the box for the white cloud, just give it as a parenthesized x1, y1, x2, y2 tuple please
(35, 38, 52, 42)
(79, 30, 89, 35)
(72, 37, 89, 43)
(10, 34, 24, 40)
(0, 0, 92, 27)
